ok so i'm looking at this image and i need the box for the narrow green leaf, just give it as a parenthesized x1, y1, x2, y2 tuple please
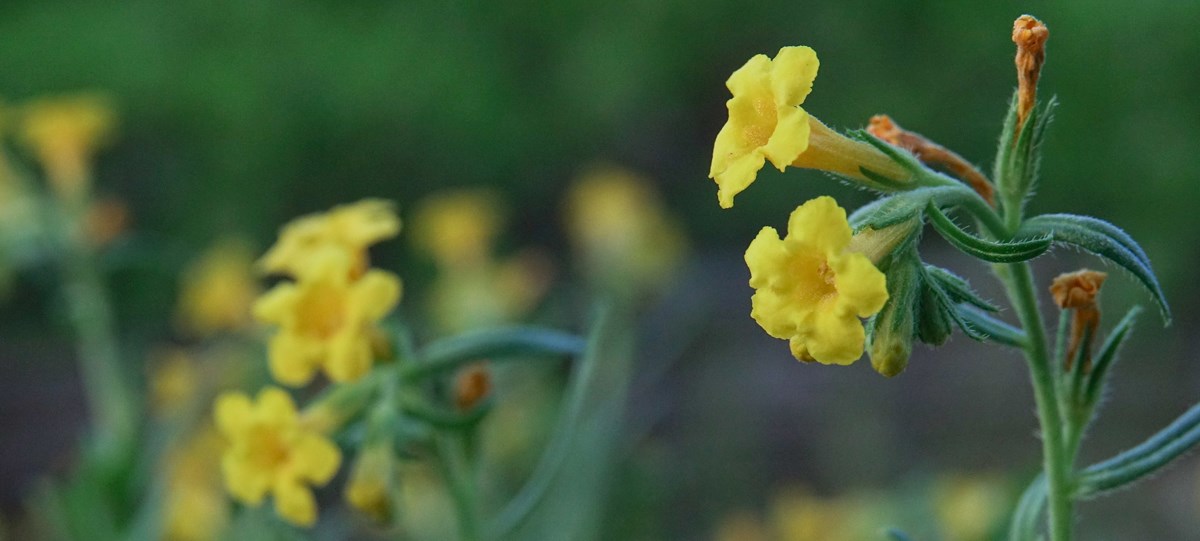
(1077, 402, 1200, 498)
(927, 202, 1051, 263)
(404, 326, 586, 381)
(1020, 214, 1170, 322)
(1084, 306, 1142, 404)
(954, 305, 1027, 348)
(924, 264, 1000, 312)
(1007, 474, 1047, 541)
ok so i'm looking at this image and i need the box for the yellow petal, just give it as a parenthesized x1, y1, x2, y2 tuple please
(268, 333, 321, 387)
(831, 252, 889, 317)
(255, 387, 298, 426)
(725, 54, 771, 96)
(330, 199, 401, 247)
(786, 196, 851, 254)
(714, 151, 767, 209)
(352, 270, 402, 322)
(214, 392, 253, 437)
(769, 46, 819, 107)
(252, 283, 299, 325)
(287, 433, 342, 484)
(744, 226, 787, 289)
(761, 106, 810, 171)
(221, 454, 272, 505)
(806, 312, 866, 365)
(272, 479, 318, 527)
(324, 332, 372, 383)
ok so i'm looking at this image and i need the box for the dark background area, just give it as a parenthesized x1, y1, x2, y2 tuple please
(2, 1, 1200, 538)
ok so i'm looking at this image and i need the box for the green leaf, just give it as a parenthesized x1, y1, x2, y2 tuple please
(915, 271, 953, 346)
(1007, 474, 1047, 541)
(994, 95, 1056, 217)
(848, 186, 957, 232)
(1084, 306, 1142, 404)
(953, 305, 1027, 348)
(1077, 401, 1200, 498)
(403, 326, 586, 381)
(1020, 214, 1170, 322)
(927, 202, 1051, 263)
(924, 265, 999, 312)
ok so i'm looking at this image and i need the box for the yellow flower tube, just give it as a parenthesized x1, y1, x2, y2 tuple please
(709, 47, 911, 208)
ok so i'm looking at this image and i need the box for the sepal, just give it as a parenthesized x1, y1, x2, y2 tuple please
(993, 94, 1057, 217)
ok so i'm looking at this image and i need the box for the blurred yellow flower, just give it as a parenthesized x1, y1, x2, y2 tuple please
(709, 47, 909, 208)
(411, 189, 503, 270)
(150, 349, 200, 416)
(177, 239, 260, 337)
(746, 196, 887, 365)
(345, 443, 395, 521)
(259, 199, 400, 278)
(564, 165, 687, 292)
(255, 248, 401, 386)
(163, 428, 229, 541)
(18, 93, 115, 199)
(713, 510, 769, 541)
(769, 488, 885, 541)
(933, 474, 1009, 541)
(215, 387, 341, 527)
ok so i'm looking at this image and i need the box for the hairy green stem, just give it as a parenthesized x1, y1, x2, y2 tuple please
(1004, 261, 1073, 541)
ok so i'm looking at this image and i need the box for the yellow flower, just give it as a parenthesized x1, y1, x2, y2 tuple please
(564, 164, 687, 292)
(345, 443, 396, 521)
(259, 199, 400, 278)
(177, 239, 260, 337)
(410, 189, 503, 270)
(214, 387, 341, 527)
(150, 349, 200, 416)
(19, 93, 115, 199)
(254, 248, 401, 386)
(745, 196, 888, 365)
(709, 47, 909, 208)
(933, 474, 1009, 541)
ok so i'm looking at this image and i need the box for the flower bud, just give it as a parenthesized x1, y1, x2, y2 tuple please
(345, 443, 396, 522)
(867, 254, 919, 377)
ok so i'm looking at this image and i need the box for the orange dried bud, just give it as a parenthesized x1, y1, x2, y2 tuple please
(454, 364, 492, 411)
(1012, 15, 1049, 131)
(84, 197, 130, 248)
(1050, 269, 1106, 372)
(867, 115, 995, 205)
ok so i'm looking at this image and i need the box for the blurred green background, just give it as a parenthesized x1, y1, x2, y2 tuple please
(3, 0, 1200, 538)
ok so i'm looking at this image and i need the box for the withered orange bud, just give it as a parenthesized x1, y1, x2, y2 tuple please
(84, 197, 130, 248)
(868, 114, 995, 205)
(454, 363, 492, 411)
(1013, 15, 1049, 131)
(1050, 269, 1106, 372)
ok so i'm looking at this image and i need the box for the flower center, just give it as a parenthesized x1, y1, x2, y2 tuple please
(245, 425, 291, 471)
(792, 252, 839, 308)
(296, 282, 347, 339)
(741, 97, 778, 149)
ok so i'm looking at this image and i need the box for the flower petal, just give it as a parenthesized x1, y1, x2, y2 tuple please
(725, 54, 771, 96)
(221, 454, 272, 505)
(255, 387, 298, 427)
(214, 392, 253, 437)
(805, 311, 866, 365)
(770, 46, 819, 107)
(786, 196, 851, 254)
(268, 333, 321, 387)
(761, 106, 810, 171)
(288, 433, 342, 484)
(831, 252, 889, 317)
(324, 332, 372, 383)
(714, 150, 767, 209)
(351, 270, 402, 322)
(252, 283, 299, 325)
(272, 479, 318, 527)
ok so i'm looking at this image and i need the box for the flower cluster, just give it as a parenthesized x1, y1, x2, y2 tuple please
(254, 200, 403, 386)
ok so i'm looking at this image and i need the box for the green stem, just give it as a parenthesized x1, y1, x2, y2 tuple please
(1003, 261, 1073, 541)
(45, 192, 137, 457)
(437, 432, 482, 541)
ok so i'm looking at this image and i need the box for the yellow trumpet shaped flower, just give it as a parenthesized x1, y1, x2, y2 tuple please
(709, 47, 909, 208)
(215, 387, 341, 527)
(19, 93, 116, 199)
(254, 248, 402, 386)
(745, 196, 888, 365)
(259, 199, 400, 278)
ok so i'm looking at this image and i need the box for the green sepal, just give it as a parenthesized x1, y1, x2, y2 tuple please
(924, 264, 1000, 312)
(1083, 306, 1142, 404)
(849, 187, 944, 231)
(866, 253, 919, 377)
(993, 94, 1057, 217)
(927, 202, 1051, 263)
(1020, 214, 1170, 322)
(953, 305, 1027, 348)
(915, 271, 954, 346)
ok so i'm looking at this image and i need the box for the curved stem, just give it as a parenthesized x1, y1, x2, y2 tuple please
(1003, 261, 1073, 541)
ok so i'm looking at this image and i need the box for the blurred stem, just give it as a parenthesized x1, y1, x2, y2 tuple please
(436, 431, 481, 541)
(1002, 260, 1073, 541)
(46, 186, 137, 457)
